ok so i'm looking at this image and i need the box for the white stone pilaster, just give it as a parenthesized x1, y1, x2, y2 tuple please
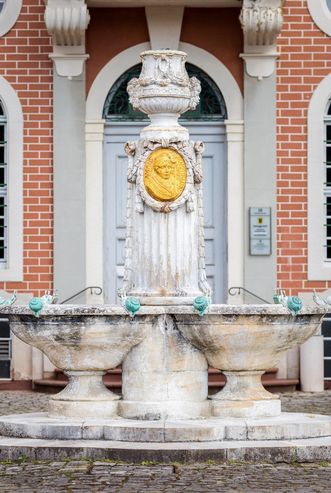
(85, 120, 105, 304)
(225, 120, 244, 304)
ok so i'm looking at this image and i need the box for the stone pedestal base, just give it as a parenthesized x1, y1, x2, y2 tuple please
(121, 315, 208, 420)
(211, 399, 281, 419)
(211, 370, 280, 418)
(118, 400, 210, 421)
(48, 370, 120, 419)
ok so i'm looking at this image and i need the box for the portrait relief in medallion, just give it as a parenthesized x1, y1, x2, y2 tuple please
(143, 148, 187, 202)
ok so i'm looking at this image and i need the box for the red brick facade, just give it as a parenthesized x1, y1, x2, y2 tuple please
(277, 0, 331, 294)
(0, 0, 53, 296)
(0, 0, 330, 298)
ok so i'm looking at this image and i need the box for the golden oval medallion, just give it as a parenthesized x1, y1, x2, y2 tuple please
(143, 148, 187, 202)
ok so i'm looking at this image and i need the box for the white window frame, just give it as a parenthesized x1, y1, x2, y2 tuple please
(0, 77, 23, 281)
(307, 0, 331, 37)
(0, 103, 8, 266)
(308, 74, 331, 280)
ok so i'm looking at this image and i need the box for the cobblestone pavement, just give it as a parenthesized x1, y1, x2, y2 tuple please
(0, 460, 330, 493)
(0, 390, 330, 492)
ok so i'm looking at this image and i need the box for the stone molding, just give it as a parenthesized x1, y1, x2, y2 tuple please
(239, 0, 285, 80)
(44, 0, 90, 77)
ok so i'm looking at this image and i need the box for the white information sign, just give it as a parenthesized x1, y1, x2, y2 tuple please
(249, 207, 271, 256)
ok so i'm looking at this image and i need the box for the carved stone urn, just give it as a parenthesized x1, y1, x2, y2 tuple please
(127, 50, 200, 139)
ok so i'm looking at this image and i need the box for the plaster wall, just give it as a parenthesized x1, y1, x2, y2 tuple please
(86, 7, 243, 94)
(53, 73, 86, 303)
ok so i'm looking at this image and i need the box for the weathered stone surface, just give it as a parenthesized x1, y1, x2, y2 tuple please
(121, 314, 208, 420)
(1, 412, 331, 443)
(174, 308, 325, 418)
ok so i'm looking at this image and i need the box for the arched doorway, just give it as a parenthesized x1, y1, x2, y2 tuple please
(103, 63, 228, 303)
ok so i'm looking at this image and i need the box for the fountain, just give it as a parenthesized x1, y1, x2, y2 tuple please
(0, 50, 330, 462)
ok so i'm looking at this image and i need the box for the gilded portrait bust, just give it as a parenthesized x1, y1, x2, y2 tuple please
(143, 148, 187, 202)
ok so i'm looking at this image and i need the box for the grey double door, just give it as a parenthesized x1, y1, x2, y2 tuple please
(104, 122, 227, 303)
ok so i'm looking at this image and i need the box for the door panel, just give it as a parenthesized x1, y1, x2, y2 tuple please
(104, 122, 227, 303)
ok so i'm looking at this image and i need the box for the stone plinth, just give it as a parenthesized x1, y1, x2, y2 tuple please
(120, 314, 209, 420)
(120, 50, 211, 304)
(1, 412, 331, 442)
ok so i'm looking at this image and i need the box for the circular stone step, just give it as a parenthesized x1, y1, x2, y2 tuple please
(0, 412, 330, 442)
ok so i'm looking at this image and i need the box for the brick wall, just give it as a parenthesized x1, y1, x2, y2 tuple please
(277, 0, 331, 295)
(0, 0, 53, 296)
(0, 0, 329, 299)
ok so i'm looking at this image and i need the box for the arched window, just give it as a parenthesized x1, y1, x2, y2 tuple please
(308, 75, 331, 280)
(0, 77, 23, 281)
(0, 100, 7, 264)
(103, 63, 227, 121)
(325, 100, 331, 259)
(308, 0, 331, 37)
(0, 0, 21, 37)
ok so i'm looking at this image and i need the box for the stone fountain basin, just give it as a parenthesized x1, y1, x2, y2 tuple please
(2, 305, 158, 418)
(171, 304, 325, 371)
(4, 305, 151, 371)
(170, 304, 326, 418)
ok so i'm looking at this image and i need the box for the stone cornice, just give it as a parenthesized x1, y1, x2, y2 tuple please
(45, 0, 90, 77)
(239, 0, 285, 79)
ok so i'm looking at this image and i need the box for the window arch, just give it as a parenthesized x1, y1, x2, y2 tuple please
(102, 63, 227, 121)
(308, 0, 331, 37)
(0, 77, 23, 281)
(308, 75, 331, 280)
(0, 0, 22, 37)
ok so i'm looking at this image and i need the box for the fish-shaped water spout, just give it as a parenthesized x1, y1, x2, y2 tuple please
(28, 297, 44, 317)
(124, 297, 141, 318)
(193, 296, 209, 316)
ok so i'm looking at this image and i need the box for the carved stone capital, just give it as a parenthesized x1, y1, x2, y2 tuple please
(45, 0, 90, 77)
(240, 0, 285, 79)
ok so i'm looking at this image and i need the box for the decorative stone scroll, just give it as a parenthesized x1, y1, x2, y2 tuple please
(44, 0, 90, 77)
(120, 50, 211, 304)
(239, 0, 285, 80)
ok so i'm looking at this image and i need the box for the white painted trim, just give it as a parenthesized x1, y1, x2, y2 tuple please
(0, 77, 23, 281)
(86, 42, 151, 120)
(0, 0, 22, 37)
(308, 74, 331, 280)
(225, 120, 244, 303)
(307, 0, 331, 37)
(85, 119, 105, 303)
(85, 43, 244, 301)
